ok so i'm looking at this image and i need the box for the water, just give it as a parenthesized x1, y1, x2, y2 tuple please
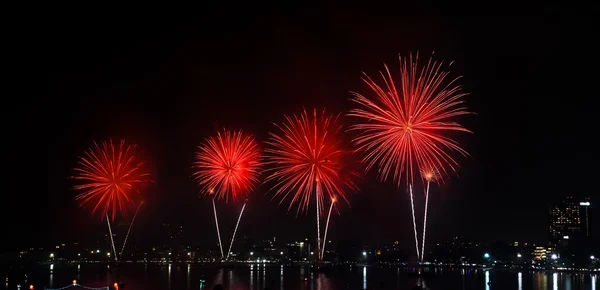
(1, 263, 598, 290)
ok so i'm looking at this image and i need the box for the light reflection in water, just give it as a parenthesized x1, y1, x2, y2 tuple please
(280, 265, 284, 290)
(553, 272, 558, 290)
(262, 264, 266, 288)
(485, 270, 490, 290)
(518, 272, 522, 290)
(362, 266, 367, 290)
(214, 269, 223, 287)
(249, 264, 254, 289)
(592, 275, 596, 290)
(186, 264, 190, 290)
(49, 263, 54, 288)
(167, 264, 172, 290)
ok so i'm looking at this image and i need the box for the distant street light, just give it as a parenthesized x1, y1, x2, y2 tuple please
(49, 253, 54, 258)
(484, 253, 490, 259)
(517, 253, 522, 258)
(591, 255, 596, 260)
(107, 252, 110, 257)
(551, 254, 558, 260)
(362, 252, 367, 257)
(250, 252, 254, 256)
(280, 252, 284, 255)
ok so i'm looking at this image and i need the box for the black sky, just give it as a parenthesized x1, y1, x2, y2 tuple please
(2, 3, 597, 252)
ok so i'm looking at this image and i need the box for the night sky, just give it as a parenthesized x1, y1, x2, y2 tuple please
(3, 3, 596, 252)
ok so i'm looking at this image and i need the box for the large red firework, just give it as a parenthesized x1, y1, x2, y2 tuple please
(265, 108, 354, 213)
(192, 129, 261, 202)
(348, 53, 471, 186)
(72, 139, 150, 221)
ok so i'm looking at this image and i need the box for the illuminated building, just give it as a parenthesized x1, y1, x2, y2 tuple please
(533, 246, 546, 261)
(548, 196, 592, 244)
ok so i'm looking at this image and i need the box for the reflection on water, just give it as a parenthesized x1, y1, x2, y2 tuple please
(280, 265, 283, 290)
(186, 264, 190, 290)
(167, 264, 171, 290)
(3, 264, 600, 290)
(362, 266, 367, 290)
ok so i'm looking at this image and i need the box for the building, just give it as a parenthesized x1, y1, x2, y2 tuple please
(580, 197, 592, 238)
(533, 246, 546, 261)
(548, 196, 592, 245)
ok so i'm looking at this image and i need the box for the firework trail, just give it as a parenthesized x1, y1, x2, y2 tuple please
(120, 201, 143, 258)
(265, 108, 355, 261)
(72, 139, 150, 261)
(226, 202, 247, 260)
(349, 53, 471, 261)
(421, 177, 431, 262)
(212, 198, 224, 258)
(105, 214, 117, 261)
(193, 129, 261, 259)
(320, 198, 336, 260)
(409, 185, 420, 260)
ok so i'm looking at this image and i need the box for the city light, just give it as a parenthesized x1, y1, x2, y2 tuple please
(517, 253, 522, 258)
(310, 252, 314, 255)
(563, 236, 569, 239)
(96, 250, 100, 253)
(107, 252, 110, 257)
(280, 252, 283, 255)
(591, 255, 596, 260)
(362, 251, 367, 256)
(580, 202, 591, 206)
(187, 252, 191, 256)
(551, 254, 558, 260)
(250, 252, 254, 256)
(72, 280, 77, 285)
(49, 253, 54, 258)
(484, 253, 490, 258)
(29, 285, 33, 290)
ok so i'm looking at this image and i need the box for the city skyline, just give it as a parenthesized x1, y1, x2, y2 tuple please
(3, 3, 597, 255)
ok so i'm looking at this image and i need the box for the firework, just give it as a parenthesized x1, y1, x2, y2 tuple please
(349, 53, 471, 261)
(72, 139, 150, 261)
(73, 139, 150, 220)
(193, 129, 261, 259)
(265, 108, 355, 261)
(193, 129, 261, 202)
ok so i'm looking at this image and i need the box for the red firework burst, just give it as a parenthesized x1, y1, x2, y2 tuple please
(72, 139, 150, 221)
(348, 53, 471, 185)
(265, 108, 355, 213)
(193, 129, 261, 202)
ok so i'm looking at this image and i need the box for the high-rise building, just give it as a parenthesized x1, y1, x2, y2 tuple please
(579, 197, 592, 238)
(549, 196, 592, 245)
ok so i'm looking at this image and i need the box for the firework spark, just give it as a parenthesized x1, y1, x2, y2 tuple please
(193, 129, 261, 202)
(348, 53, 471, 185)
(265, 108, 354, 213)
(72, 139, 150, 221)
